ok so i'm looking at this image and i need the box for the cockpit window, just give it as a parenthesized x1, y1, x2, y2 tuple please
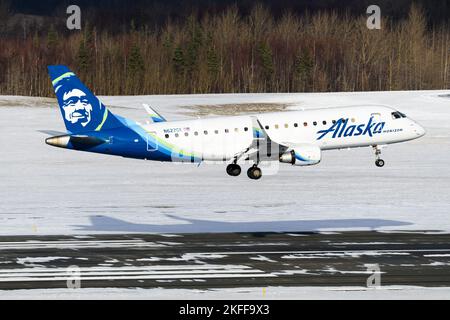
(391, 111, 406, 119)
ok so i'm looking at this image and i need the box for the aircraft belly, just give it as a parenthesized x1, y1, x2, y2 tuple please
(192, 136, 251, 161)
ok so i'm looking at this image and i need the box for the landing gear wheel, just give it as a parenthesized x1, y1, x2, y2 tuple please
(247, 166, 262, 180)
(226, 163, 241, 176)
(375, 159, 385, 167)
(372, 145, 385, 168)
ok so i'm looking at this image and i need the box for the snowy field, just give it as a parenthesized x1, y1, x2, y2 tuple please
(1, 286, 450, 300)
(0, 90, 449, 235)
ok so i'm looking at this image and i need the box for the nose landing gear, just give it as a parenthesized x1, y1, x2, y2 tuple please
(373, 145, 385, 167)
(375, 159, 385, 167)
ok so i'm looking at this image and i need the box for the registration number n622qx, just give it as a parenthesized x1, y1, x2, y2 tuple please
(163, 128, 182, 134)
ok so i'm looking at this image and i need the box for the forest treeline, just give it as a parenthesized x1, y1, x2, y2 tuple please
(0, 3, 449, 96)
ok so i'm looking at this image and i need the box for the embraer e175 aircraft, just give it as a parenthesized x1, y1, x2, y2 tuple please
(45, 66, 426, 180)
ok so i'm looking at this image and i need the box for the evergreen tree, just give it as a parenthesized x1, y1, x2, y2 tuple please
(128, 43, 144, 75)
(77, 39, 90, 73)
(46, 25, 58, 50)
(258, 42, 274, 81)
(185, 17, 203, 74)
(0, 0, 10, 36)
(205, 32, 219, 77)
(77, 24, 95, 84)
(130, 19, 136, 33)
(294, 49, 314, 90)
(173, 46, 185, 75)
(83, 24, 95, 52)
(162, 34, 173, 52)
(127, 43, 144, 93)
(206, 47, 219, 77)
(32, 31, 39, 48)
(185, 42, 197, 74)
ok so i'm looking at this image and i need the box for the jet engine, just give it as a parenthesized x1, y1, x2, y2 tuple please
(279, 144, 321, 166)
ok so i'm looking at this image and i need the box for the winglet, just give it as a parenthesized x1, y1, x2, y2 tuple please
(143, 104, 166, 122)
(251, 116, 267, 139)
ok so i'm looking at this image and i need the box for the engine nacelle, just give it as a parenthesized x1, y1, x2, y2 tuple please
(279, 145, 321, 166)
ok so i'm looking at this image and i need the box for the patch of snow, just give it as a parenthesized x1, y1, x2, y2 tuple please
(0, 285, 449, 300)
(17, 257, 70, 265)
(104, 259, 119, 263)
(0, 90, 450, 235)
(158, 241, 183, 246)
(181, 253, 228, 260)
(330, 242, 405, 245)
(250, 255, 277, 263)
(281, 251, 411, 259)
(322, 267, 383, 275)
(421, 262, 450, 266)
(136, 257, 162, 262)
(272, 270, 314, 276)
(424, 254, 450, 257)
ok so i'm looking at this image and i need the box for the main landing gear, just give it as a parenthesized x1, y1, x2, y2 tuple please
(226, 162, 262, 179)
(226, 163, 241, 176)
(247, 165, 262, 180)
(373, 145, 385, 167)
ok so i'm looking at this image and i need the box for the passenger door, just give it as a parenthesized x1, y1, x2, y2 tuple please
(146, 131, 159, 151)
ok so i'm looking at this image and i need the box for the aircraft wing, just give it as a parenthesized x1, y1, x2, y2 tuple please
(143, 104, 166, 122)
(235, 116, 288, 162)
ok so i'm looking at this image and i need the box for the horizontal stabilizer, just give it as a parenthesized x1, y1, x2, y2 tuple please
(37, 129, 67, 136)
(143, 104, 166, 122)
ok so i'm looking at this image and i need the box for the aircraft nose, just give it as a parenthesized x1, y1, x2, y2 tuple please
(413, 123, 426, 137)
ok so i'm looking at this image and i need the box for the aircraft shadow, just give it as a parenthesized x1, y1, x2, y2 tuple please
(74, 214, 412, 233)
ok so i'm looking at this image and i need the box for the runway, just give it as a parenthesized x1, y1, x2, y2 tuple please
(0, 231, 449, 290)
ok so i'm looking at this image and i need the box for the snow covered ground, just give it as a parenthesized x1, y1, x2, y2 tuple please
(1, 285, 450, 300)
(0, 90, 449, 235)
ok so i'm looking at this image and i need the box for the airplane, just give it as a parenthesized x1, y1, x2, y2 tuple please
(45, 65, 426, 180)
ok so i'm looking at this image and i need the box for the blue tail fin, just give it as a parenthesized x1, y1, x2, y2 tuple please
(48, 65, 123, 134)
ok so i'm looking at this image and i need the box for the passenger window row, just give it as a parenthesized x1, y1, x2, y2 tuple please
(164, 118, 356, 138)
(263, 118, 354, 130)
(165, 127, 249, 138)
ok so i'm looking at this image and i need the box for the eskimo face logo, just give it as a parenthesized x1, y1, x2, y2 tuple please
(62, 89, 93, 127)
(316, 117, 385, 140)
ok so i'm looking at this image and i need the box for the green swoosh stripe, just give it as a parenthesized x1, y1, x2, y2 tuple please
(95, 108, 109, 131)
(51, 72, 75, 86)
(144, 128, 200, 159)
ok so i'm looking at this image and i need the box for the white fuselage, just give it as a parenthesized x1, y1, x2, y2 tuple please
(137, 105, 425, 162)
